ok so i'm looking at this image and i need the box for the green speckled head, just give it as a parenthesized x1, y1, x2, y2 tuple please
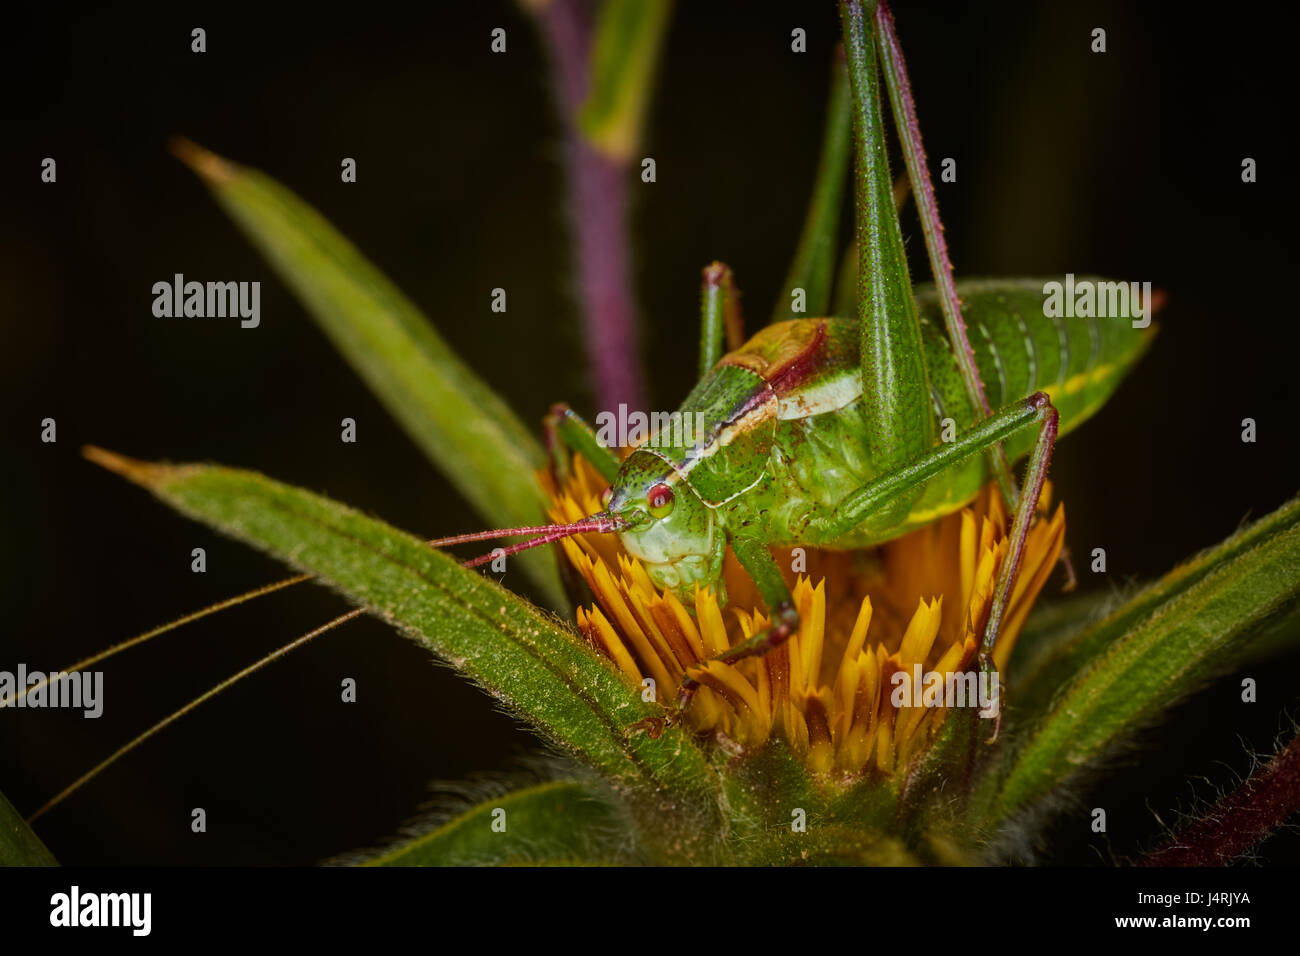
(607, 449, 723, 595)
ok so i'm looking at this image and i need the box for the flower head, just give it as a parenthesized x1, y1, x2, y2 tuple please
(543, 456, 1064, 777)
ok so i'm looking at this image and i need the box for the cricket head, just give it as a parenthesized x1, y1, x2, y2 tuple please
(604, 449, 722, 596)
(428, 451, 719, 599)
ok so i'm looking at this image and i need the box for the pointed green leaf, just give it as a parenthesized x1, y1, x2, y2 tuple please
(360, 780, 628, 866)
(1013, 497, 1300, 721)
(0, 787, 57, 866)
(1009, 589, 1122, 705)
(88, 450, 719, 806)
(172, 140, 564, 608)
(578, 0, 674, 162)
(991, 497, 1300, 823)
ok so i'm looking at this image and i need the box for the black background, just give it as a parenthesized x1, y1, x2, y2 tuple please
(2, 1, 1297, 865)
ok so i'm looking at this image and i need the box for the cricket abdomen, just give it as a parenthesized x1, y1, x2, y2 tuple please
(715, 280, 1152, 546)
(916, 278, 1156, 464)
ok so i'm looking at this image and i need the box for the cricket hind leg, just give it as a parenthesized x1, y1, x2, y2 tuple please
(872, 0, 1024, 515)
(676, 536, 798, 711)
(977, 396, 1058, 740)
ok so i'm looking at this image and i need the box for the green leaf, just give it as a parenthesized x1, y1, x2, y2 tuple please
(0, 787, 57, 866)
(578, 0, 674, 161)
(360, 779, 628, 866)
(1009, 588, 1123, 708)
(171, 139, 564, 609)
(990, 496, 1300, 823)
(86, 450, 718, 806)
(1014, 499, 1300, 721)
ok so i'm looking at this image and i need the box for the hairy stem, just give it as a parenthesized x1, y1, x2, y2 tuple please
(1139, 730, 1300, 866)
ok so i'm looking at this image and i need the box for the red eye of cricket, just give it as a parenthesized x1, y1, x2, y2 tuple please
(601, 485, 613, 507)
(647, 483, 674, 518)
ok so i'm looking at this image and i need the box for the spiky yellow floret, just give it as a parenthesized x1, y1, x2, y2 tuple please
(542, 456, 1064, 776)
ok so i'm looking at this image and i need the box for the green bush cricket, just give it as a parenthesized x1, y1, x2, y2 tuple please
(15, 1, 1160, 824)
(440, 1, 1155, 716)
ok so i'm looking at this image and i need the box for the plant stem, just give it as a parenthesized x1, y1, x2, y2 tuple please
(532, 0, 647, 413)
(1138, 730, 1300, 866)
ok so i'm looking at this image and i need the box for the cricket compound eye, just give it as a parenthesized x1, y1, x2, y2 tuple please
(601, 485, 613, 508)
(647, 483, 675, 519)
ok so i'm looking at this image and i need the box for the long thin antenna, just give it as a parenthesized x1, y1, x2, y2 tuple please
(25, 511, 627, 821)
(456, 513, 628, 569)
(424, 513, 625, 550)
(27, 608, 363, 823)
(7, 515, 624, 708)
(3, 574, 309, 707)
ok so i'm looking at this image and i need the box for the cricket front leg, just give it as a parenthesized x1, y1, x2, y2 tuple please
(544, 403, 621, 484)
(677, 536, 799, 711)
(697, 261, 745, 378)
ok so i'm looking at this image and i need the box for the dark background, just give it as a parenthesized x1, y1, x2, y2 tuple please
(2, 1, 1297, 865)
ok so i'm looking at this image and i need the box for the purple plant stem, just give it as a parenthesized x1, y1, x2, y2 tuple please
(533, 0, 647, 413)
(1138, 731, 1300, 866)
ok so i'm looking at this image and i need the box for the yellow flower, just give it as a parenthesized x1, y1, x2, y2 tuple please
(542, 456, 1065, 777)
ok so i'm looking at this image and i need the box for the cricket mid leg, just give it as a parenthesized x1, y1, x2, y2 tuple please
(978, 396, 1058, 741)
(698, 261, 745, 379)
(677, 536, 798, 711)
(809, 392, 1057, 546)
(544, 403, 621, 484)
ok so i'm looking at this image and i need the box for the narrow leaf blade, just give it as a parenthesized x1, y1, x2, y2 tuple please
(992, 497, 1300, 822)
(172, 140, 564, 607)
(89, 451, 717, 805)
(361, 780, 626, 866)
(578, 0, 674, 161)
(772, 52, 852, 322)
